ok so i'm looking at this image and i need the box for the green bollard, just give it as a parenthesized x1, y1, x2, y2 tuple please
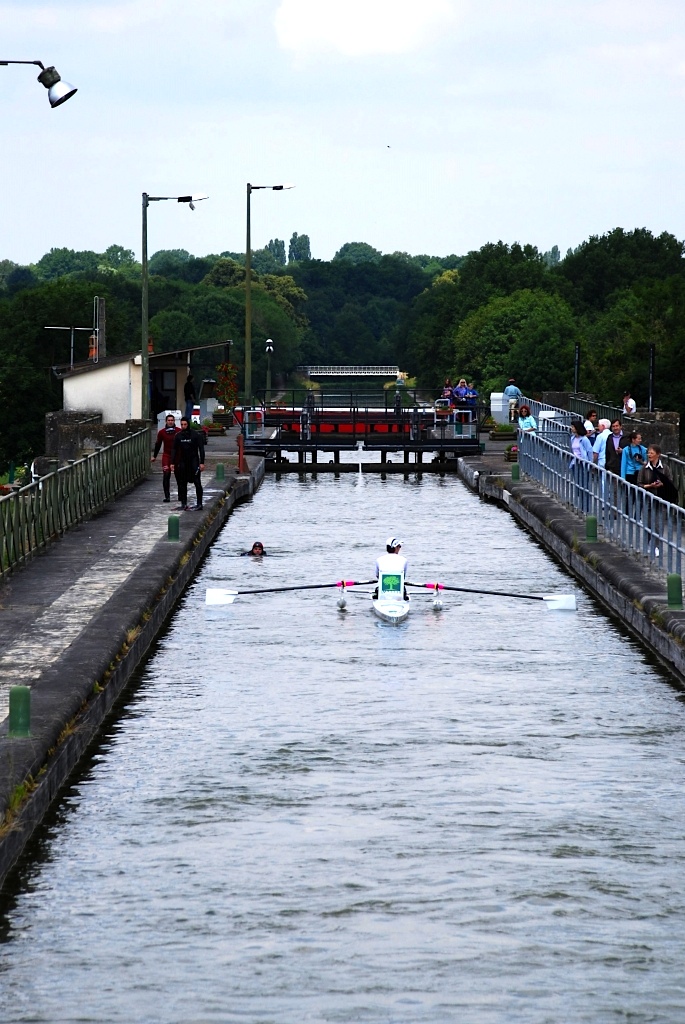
(215, 463, 225, 481)
(586, 515, 598, 542)
(511, 463, 520, 481)
(9, 686, 31, 737)
(667, 573, 683, 609)
(168, 514, 180, 542)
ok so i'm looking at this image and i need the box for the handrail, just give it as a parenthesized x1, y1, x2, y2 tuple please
(518, 431, 684, 576)
(0, 427, 151, 579)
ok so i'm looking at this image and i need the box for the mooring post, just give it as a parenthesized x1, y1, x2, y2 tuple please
(586, 515, 598, 542)
(511, 464, 520, 481)
(168, 514, 180, 542)
(667, 574, 683, 609)
(237, 434, 247, 474)
(215, 463, 225, 481)
(8, 686, 31, 737)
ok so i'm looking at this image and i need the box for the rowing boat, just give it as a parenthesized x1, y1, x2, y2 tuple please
(371, 562, 410, 624)
(371, 592, 410, 624)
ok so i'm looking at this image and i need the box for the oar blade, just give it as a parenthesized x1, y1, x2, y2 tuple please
(542, 594, 577, 611)
(206, 588, 239, 605)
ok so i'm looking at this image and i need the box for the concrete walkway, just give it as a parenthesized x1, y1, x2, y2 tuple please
(0, 425, 241, 721)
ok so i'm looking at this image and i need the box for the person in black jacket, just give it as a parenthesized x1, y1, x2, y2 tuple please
(171, 417, 205, 510)
(184, 373, 197, 420)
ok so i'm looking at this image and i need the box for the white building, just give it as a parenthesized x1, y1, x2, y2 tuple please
(56, 344, 226, 423)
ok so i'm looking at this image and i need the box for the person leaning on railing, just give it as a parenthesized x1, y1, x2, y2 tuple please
(637, 445, 679, 504)
(517, 405, 537, 433)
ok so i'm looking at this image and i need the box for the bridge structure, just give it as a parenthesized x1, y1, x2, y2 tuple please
(297, 365, 401, 378)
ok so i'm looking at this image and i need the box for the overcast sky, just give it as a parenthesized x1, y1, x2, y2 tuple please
(2, 0, 685, 265)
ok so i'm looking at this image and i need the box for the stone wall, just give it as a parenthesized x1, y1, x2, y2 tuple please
(40, 411, 149, 474)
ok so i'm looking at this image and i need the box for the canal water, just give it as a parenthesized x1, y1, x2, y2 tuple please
(1, 473, 685, 1023)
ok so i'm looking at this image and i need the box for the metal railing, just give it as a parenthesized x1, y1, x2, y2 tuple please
(568, 394, 624, 424)
(518, 432, 685, 576)
(297, 365, 400, 378)
(0, 428, 150, 578)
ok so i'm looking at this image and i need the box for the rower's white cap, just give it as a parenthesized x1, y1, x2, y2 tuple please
(387, 536, 402, 547)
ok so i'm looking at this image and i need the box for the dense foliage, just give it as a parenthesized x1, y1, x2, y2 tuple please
(1, 225, 684, 470)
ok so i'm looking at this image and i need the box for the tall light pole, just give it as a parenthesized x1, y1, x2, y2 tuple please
(265, 338, 273, 408)
(1, 59, 77, 106)
(141, 193, 207, 421)
(245, 183, 294, 406)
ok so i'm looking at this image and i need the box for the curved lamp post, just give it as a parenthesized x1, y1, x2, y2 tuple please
(245, 183, 294, 405)
(1, 60, 77, 107)
(141, 193, 208, 421)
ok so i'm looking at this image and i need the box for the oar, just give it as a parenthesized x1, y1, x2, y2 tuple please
(206, 580, 376, 605)
(405, 581, 576, 611)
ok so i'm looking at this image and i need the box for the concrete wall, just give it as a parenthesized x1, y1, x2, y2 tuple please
(63, 359, 143, 422)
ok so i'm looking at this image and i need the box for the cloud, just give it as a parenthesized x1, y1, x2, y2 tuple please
(274, 0, 457, 58)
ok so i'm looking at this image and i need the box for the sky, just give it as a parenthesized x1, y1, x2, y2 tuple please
(2, 0, 685, 266)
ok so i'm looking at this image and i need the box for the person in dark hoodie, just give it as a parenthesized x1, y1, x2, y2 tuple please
(171, 417, 205, 510)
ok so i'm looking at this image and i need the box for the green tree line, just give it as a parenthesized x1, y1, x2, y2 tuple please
(1, 226, 683, 470)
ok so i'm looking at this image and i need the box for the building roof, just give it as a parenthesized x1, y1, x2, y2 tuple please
(52, 342, 228, 380)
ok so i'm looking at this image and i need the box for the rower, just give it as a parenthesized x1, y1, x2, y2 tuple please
(375, 537, 409, 601)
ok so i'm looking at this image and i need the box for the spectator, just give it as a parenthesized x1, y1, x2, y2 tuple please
(465, 382, 479, 406)
(441, 378, 453, 400)
(622, 391, 637, 416)
(452, 378, 468, 402)
(583, 409, 598, 439)
(184, 373, 197, 420)
(503, 378, 523, 421)
(604, 419, 628, 475)
(569, 420, 593, 463)
(638, 445, 678, 504)
(517, 404, 537, 433)
(592, 419, 612, 468)
(620, 431, 647, 484)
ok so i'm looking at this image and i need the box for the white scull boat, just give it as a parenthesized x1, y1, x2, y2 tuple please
(371, 592, 410, 624)
(371, 562, 410, 624)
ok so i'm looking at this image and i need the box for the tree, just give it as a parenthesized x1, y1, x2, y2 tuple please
(451, 289, 577, 394)
(266, 238, 286, 265)
(288, 232, 311, 263)
(35, 247, 99, 280)
(201, 259, 245, 288)
(557, 228, 685, 312)
(6, 266, 38, 294)
(102, 244, 136, 268)
(333, 241, 382, 265)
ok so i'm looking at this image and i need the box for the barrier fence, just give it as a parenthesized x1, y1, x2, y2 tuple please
(0, 428, 150, 578)
(518, 431, 685, 576)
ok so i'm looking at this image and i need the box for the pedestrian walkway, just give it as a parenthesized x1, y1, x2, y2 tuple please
(0, 426, 241, 722)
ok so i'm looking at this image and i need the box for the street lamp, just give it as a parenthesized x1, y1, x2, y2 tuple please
(244, 182, 294, 405)
(265, 338, 274, 408)
(1, 60, 77, 107)
(141, 192, 208, 421)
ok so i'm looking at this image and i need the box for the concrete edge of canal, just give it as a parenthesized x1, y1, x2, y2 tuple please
(458, 456, 685, 690)
(0, 457, 265, 889)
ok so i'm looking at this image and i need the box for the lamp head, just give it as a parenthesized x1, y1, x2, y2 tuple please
(177, 194, 208, 211)
(37, 66, 77, 107)
(265, 338, 274, 353)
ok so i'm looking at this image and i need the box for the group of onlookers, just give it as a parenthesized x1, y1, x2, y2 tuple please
(511, 388, 678, 504)
(568, 412, 678, 502)
(441, 378, 479, 405)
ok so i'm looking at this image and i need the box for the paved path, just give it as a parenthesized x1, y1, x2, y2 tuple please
(0, 427, 240, 724)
